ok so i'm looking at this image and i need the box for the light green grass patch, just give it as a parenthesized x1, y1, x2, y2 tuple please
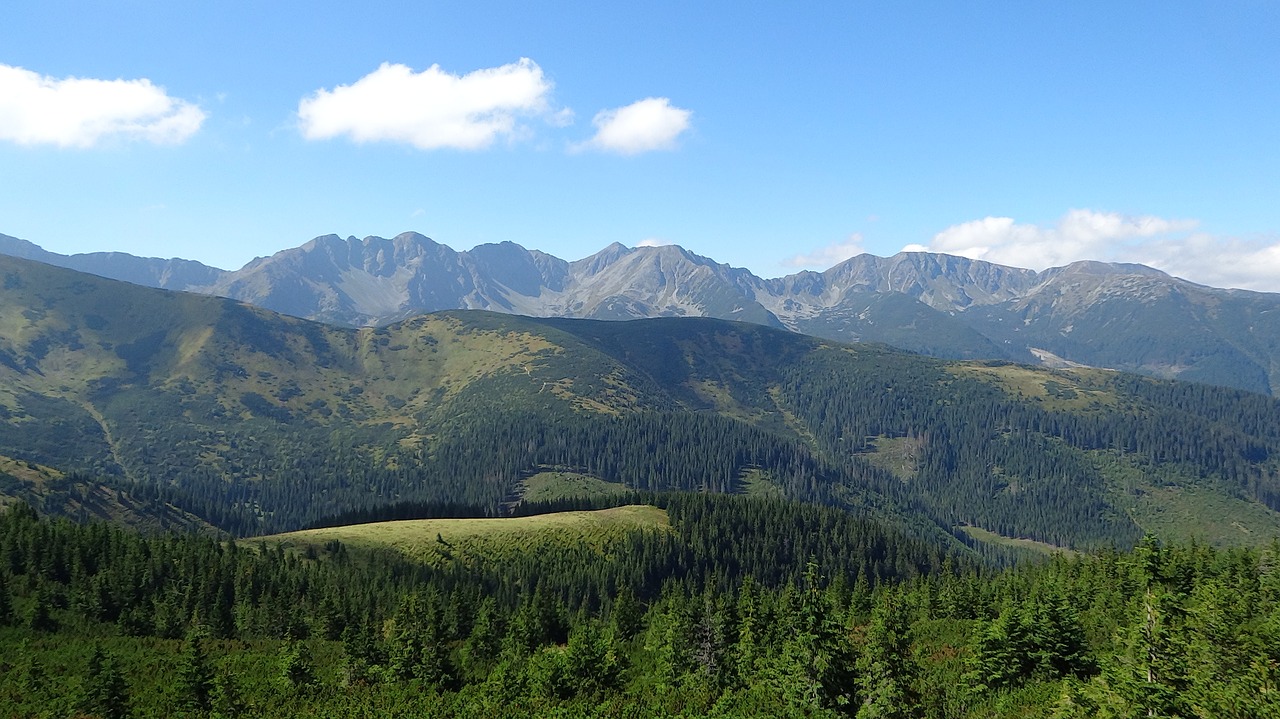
(861, 435, 924, 481)
(0, 454, 62, 486)
(520, 470, 629, 503)
(263, 504, 670, 567)
(949, 363, 1118, 411)
(1126, 485, 1280, 547)
(1094, 449, 1280, 547)
(959, 525, 1080, 558)
(739, 468, 785, 498)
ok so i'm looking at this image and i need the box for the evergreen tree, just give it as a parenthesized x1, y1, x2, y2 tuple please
(16, 640, 49, 707)
(690, 590, 735, 690)
(610, 586, 644, 640)
(965, 600, 1034, 691)
(648, 592, 696, 688)
(27, 582, 57, 632)
(856, 590, 917, 719)
(176, 628, 215, 714)
(563, 621, 625, 697)
(1032, 587, 1095, 680)
(279, 640, 317, 690)
(461, 597, 503, 680)
(734, 575, 762, 685)
(340, 618, 385, 686)
(387, 595, 454, 687)
(210, 671, 246, 719)
(82, 644, 131, 719)
(0, 572, 12, 626)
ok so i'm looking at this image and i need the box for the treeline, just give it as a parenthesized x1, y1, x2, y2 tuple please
(12, 317, 1280, 552)
(137, 408, 931, 539)
(3, 501, 1280, 717)
(0, 494, 961, 641)
(213, 349, 1280, 549)
(779, 349, 1280, 548)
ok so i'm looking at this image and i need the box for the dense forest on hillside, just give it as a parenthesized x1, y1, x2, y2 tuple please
(6, 253, 1280, 551)
(2, 497, 1278, 718)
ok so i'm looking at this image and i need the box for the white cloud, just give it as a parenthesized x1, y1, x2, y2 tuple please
(636, 237, 671, 247)
(298, 59, 555, 150)
(1124, 232, 1280, 292)
(922, 210, 1198, 270)
(0, 64, 205, 148)
(782, 234, 867, 268)
(576, 97, 691, 155)
(915, 209, 1280, 292)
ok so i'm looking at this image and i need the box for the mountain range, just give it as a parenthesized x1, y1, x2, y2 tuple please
(3, 230, 1279, 395)
(4, 251, 1280, 551)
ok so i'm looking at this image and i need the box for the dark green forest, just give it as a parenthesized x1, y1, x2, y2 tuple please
(3, 496, 1280, 718)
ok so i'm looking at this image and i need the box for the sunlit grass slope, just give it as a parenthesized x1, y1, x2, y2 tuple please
(261, 504, 670, 566)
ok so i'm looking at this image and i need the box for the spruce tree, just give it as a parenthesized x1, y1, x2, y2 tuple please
(82, 645, 131, 719)
(26, 583, 56, 632)
(610, 587, 644, 640)
(462, 597, 503, 680)
(0, 572, 13, 626)
(734, 575, 761, 685)
(211, 672, 246, 719)
(856, 590, 917, 719)
(177, 628, 215, 714)
(280, 640, 317, 690)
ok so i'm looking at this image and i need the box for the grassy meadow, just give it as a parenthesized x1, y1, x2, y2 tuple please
(262, 504, 671, 566)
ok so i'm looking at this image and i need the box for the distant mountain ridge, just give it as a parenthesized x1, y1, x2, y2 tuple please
(5, 230, 1280, 394)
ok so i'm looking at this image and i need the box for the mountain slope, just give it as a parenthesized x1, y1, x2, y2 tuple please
(0, 232, 227, 290)
(4, 254, 1280, 548)
(9, 231, 1280, 394)
(960, 264, 1280, 394)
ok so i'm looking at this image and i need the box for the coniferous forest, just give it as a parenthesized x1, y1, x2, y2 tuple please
(3, 495, 1280, 718)
(6, 260, 1280, 716)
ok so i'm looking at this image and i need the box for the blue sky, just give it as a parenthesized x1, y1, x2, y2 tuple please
(2, 1, 1279, 289)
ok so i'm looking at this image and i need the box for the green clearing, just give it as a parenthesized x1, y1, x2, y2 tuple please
(948, 362, 1119, 412)
(1092, 450, 1280, 547)
(1126, 484, 1280, 546)
(518, 470, 629, 503)
(860, 435, 924, 481)
(739, 468, 785, 498)
(262, 504, 670, 566)
(959, 525, 1080, 558)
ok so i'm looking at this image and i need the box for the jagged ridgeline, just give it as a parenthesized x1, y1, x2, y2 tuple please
(3, 253, 1280, 548)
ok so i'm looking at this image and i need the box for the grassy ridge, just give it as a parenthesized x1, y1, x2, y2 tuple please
(518, 470, 629, 503)
(262, 505, 670, 566)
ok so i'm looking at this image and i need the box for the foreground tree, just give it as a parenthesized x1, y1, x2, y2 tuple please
(82, 645, 131, 719)
(177, 628, 215, 714)
(856, 589, 917, 719)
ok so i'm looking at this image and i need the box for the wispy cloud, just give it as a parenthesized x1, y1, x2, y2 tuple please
(575, 97, 692, 155)
(908, 209, 1280, 292)
(0, 64, 205, 148)
(782, 234, 867, 269)
(912, 210, 1197, 270)
(298, 59, 556, 150)
(636, 237, 671, 247)
(1118, 232, 1280, 292)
